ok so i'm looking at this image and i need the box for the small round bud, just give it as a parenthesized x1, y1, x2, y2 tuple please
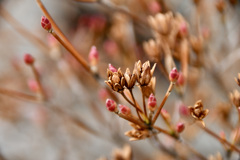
(119, 104, 131, 115)
(177, 72, 184, 86)
(108, 64, 117, 72)
(169, 68, 179, 82)
(24, 54, 35, 65)
(106, 99, 117, 112)
(27, 79, 39, 92)
(148, 93, 157, 111)
(88, 46, 99, 66)
(41, 16, 52, 31)
(176, 122, 185, 133)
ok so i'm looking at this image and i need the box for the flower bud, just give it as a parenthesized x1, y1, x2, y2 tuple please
(41, 16, 52, 31)
(24, 54, 34, 65)
(119, 104, 131, 115)
(28, 79, 39, 92)
(176, 122, 185, 133)
(148, 93, 157, 111)
(177, 72, 184, 86)
(161, 109, 170, 121)
(179, 104, 190, 116)
(169, 68, 179, 82)
(106, 99, 117, 112)
(88, 46, 99, 66)
(219, 131, 226, 139)
(108, 64, 117, 72)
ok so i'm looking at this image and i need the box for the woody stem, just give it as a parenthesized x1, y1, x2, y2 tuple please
(0, 88, 39, 101)
(141, 87, 148, 118)
(129, 89, 144, 122)
(152, 82, 175, 125)
(30, 64, 47, 100)
(120, 92, 142, 113)
(116, 112, 146, 129)
(198, 123, 240, 153)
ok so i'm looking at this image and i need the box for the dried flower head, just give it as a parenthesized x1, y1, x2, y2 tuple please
(230, 90, 240, 108)
(133, 60, 156, 86)
(112, 144, 132, 160)
(143, 39, 161, 62)
(105, 68, 126, 92)
(189, 100, 209, 121)
(106, 99, 118, 112)
(24, 53, 35, 65)
(41, 16, 52, 32)
(148, 12, 173, 35)
(125, 123, 151, 141)
(124, 68, 137, 89)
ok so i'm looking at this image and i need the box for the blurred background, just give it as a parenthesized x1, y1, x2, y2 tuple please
(0, 0, 240, 159)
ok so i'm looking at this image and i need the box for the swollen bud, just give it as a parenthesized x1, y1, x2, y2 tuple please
(119, 104, 131, 115)
(108, 64, 117, 72)
(41, 16, 52, 32)
(148, 93, 157, 111)
(106, 99, 117, 112)
(88, 46, 99, 66)
(176, 122, 185, 133)
(169, 67, 179, 82)
(24, 54, 35, 65)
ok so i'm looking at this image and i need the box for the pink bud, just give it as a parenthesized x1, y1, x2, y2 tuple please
(179, 104, 190, 116)
(148, 1, 161, 14)
(169, 68, 179, 82)
(24, 54, 34, 65)
(177, 72, 184, 86)
(98, 88, 108, 101)
(88, 46, 99, 66)
(106, 99, 117, 112)
(176, 122, 185, 133)
(41, 16, 52, 31)
(219, 131, 226, 139)
(179, 22, 188, 37)
(108, 64, 117, 72)
(119, 104, 131, 115)
(28, 79, 39, 92)
(148, 93, 157, 111)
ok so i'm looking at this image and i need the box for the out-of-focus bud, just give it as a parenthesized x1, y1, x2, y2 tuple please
(108, 64, 117, 72)
(219, 131, 226, 139)
(148, 93, 157, 111)
(119, 104, 131, 115)
(41, 16, 52, 32)
(161, 109, 170, 121)
(28, 79, 39, 92)
(176, 122, 185, 133)
(88, 46, 99, 66)
(179, 104, 190, 116)
(216, 0, 225, 13)
(24, 54, 35, 65)
(178, 22, 188, 38)
(176, 72, 184, 86)
(148, 1, 161, 15)
(106, 99, 118, 112)
(169, 68, 179, 82)
(98, 88, 108, 101)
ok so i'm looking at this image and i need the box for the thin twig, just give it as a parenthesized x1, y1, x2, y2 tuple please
(0, 88, 39, 102)
(129, 89, 144, 122)
(152, 82, 175, 125)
